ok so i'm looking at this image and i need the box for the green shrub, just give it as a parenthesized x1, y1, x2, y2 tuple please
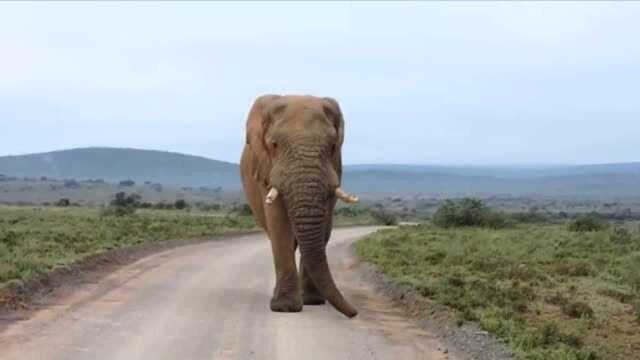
(232, 204, 253, 216)
(436, 198, 484, 227)
(483, 210, 512, 229)
(56, 198, 71, 207)
(104, 192, 140, 216)
(195, 202, 221, 211)
(432, 198, 509, 229)
(111, 192, 141, 208)
(138, 202, 153, 209)
(154, 202, 174, 210)
(101, 205, 136, 217)
(609, 226, 632, 244)
(510, 210, 549, 224)
(370, 208, 398, 226)
(174, 199, 189, 210)
(567, 215, 606, 232)
(335, 206, 367, 217)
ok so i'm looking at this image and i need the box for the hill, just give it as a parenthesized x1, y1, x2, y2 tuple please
(0, 147, 240, 189)
(1, 147, 639, 198)
(344, 163, 640, 179)
(343, 169, 640, 197)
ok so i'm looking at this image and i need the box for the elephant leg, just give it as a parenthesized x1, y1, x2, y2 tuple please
(300, 213, 334, 305)
(265, 200, 302, 313)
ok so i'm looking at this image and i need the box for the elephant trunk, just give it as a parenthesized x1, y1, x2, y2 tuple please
(282, 150, 357, 318)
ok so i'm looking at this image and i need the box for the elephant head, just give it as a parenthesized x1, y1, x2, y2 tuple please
(246, 95, 359, 318)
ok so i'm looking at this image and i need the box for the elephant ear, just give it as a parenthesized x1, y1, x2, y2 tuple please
(322, 97, 344, 179)
(246, 94, 281, 186)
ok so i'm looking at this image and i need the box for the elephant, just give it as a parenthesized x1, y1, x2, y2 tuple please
(240, 95, 360, 318)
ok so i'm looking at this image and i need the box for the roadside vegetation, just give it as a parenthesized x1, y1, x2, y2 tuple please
(357, 198, 640, 360)
(0, 191, 396, 292)
(0, 174, 229, 208)
(0, 206, 256, 291)
(334, 205, 398, 226)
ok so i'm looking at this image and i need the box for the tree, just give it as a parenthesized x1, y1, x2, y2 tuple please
(567, 214, 606, 232)
(432, 198, 509, 229)
(371, 208, 398, 226)
(174, 199, 189, 210)
(104, 192, 141, 217)
(111, 192, 141, 208)
(56, 198, 71, 207)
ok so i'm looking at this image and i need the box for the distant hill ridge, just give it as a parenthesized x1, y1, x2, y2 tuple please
(0, 147, 240, 189)
(1, 147, 639, 196)
(346, 163, 640, 178)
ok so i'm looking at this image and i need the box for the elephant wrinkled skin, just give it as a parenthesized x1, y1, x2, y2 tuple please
(240, 95, 359, 318)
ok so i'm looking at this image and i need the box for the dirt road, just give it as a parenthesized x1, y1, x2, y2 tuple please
(0, 227, 451, 360)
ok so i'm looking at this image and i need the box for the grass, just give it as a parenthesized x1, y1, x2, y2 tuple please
(356, 224, 640, 360)
(0, 204, 385, 291)
(0, 206, 256, 289)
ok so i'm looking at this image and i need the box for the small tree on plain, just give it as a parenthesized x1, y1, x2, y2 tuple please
(175, 199, 189, 210)
(56, 198, 71, 207)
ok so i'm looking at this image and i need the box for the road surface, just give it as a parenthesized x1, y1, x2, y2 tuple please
(0, 227, 450, 360)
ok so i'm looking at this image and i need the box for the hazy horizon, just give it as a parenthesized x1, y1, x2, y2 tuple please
(3, 145, 640, 168)
(2, 2, 640, 165)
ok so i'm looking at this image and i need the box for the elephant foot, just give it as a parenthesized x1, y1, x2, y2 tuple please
(270, 296, 303, 313)
(303, 293, 326, 305)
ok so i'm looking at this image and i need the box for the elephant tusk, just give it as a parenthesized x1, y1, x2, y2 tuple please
(335, 188, 359, 204)
(265, 187, 279, 204)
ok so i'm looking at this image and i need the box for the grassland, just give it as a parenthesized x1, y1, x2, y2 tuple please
(0, 206, 256, 290)
(0, 177, 243, 207)
(356, 224, 640, 360)
(0, 203, 388, 293)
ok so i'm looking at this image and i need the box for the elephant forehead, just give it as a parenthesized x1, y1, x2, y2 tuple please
(283, 100, 324, 116)
(274, 111, 336, 138)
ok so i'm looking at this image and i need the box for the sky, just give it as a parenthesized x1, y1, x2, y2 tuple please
(1, 2, 640, 165)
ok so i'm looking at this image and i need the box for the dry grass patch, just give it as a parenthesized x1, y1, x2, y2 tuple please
(0, 206, 256, 289)
(356, 224, 640, 359)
